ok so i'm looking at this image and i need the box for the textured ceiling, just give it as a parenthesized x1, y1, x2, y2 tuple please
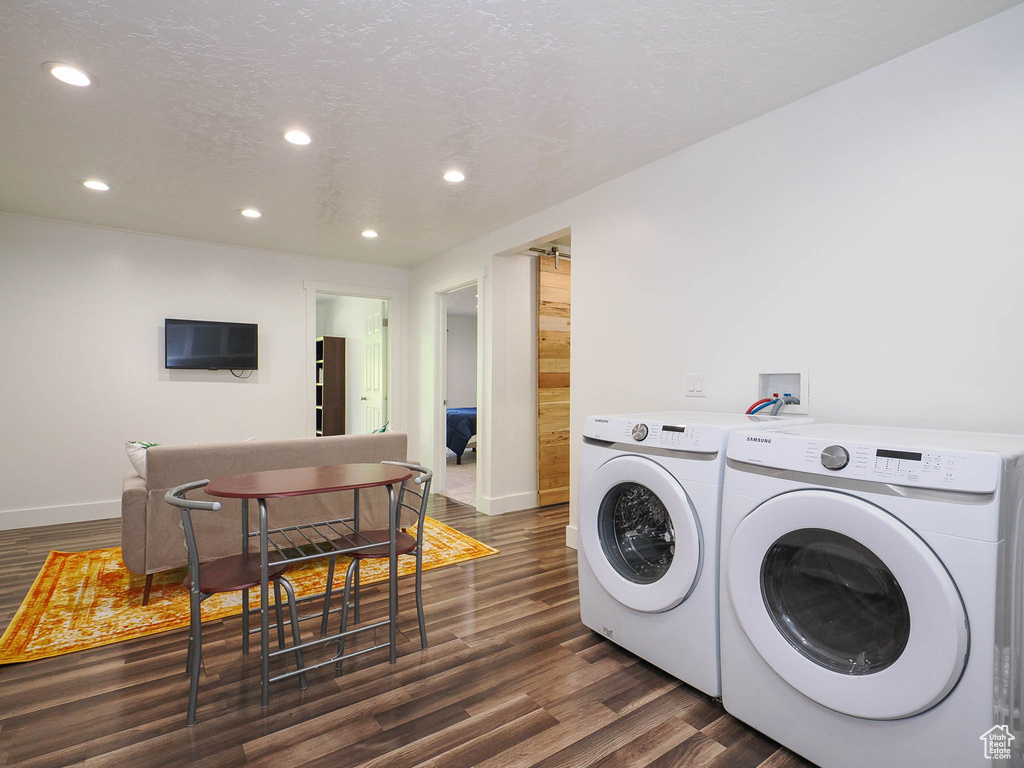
(0, 1, 1019, 268)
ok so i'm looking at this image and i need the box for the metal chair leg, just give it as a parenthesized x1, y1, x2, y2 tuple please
(273, 580, 287, 653)
(336, 559, 358, 672)
(353, 490, 361, 624)
(241, 587, 250, 654)
(353, 561, 361, 624)
(186, 587, 203, 727)
(241, 499, 249, 655)
(320, 556, 336, 635)
(185, 602, 195, 674)
(278, 577, 308, 690)
(415, 546, 427, 650)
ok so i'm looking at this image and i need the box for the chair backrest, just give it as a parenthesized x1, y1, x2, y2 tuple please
(381, 461, 433, 547)
(165, 481, 222, 586)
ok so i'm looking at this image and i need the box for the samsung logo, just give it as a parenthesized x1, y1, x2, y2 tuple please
(747, 436, 772, 443)
(594, 418, 610, 423)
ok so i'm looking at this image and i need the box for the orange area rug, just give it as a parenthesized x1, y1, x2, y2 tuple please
(0, 517, 496, 664)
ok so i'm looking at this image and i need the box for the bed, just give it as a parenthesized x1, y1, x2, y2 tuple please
(446, 407, 477, 464)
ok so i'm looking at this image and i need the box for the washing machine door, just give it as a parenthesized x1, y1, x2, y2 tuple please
(727, 489, 969, 720)
(581, 454, 702, 613)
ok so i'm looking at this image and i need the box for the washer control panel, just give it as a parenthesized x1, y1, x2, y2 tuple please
(729, 432, 1001, 493)
(586, 416, 718, 453)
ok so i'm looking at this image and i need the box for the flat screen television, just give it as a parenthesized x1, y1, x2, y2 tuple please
(165, 318, 258, 370)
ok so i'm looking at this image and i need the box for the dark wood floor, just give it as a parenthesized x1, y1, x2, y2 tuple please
(0, 499, 815, 768)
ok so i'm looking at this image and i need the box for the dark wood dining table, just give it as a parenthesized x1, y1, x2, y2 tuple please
(205, 462, 413, 706)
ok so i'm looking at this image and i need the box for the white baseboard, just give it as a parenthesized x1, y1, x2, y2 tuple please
(565, 524, 578, 550)
(477, 491, 540, 516)
(0, 500, 120, 531)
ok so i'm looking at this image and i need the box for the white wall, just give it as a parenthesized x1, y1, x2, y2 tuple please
(410, 253, 537, 515)
(486, 255, 539, 511)
(0, 214, 407, 528)
(315, 302, 327, 336)
(445, 314, 477, 408)
(406, 6, 1024, 544)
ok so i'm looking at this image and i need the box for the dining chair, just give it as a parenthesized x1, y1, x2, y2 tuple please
(166, 480, 307, 726)
(319, 461, 433, 661)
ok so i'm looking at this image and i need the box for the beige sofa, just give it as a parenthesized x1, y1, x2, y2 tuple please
(121, 433, 408, 600)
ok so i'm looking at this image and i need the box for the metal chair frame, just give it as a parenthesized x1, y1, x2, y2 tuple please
(166, 480, 307, 726)
(320, 461, 433, 661)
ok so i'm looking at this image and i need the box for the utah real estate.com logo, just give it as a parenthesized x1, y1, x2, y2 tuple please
(980, 725, 1014, 760)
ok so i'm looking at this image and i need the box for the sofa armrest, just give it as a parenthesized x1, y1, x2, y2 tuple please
(121, 473, 148, 574)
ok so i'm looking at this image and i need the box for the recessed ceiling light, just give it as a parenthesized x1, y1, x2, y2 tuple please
(284, 129, 311, 146)
(46, 63, 91, 87)
(82, 179, 109, 191)
(240, 208, 262, 218)
(362, 230, 379, 239)
(443, 170, 465, 183)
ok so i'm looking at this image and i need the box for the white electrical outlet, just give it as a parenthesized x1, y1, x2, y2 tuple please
(686, 374, 706, 397)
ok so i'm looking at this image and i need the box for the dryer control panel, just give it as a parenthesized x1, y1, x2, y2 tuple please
(585, 416, 719, 453)
(728, 431, 1002, 494)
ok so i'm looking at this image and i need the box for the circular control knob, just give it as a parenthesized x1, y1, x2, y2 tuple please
(821, 445, 850, 471)
(632, 423, 649, 442)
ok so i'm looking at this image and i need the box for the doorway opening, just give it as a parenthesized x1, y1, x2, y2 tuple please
(439, 284, 479, 507)
(314, 293, 390, 435)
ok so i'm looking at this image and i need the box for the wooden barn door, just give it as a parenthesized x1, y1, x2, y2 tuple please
(537, 254, 570, 506)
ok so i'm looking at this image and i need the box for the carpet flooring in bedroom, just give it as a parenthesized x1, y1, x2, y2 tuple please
(442, 448, 477, 507)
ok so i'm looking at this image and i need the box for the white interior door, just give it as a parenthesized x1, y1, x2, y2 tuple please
(363, 303, 386, 431)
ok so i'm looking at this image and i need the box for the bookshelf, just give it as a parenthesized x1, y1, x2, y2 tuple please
(315, 336, 346, 436)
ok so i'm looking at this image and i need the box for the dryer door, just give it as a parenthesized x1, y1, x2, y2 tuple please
(727, 489, 968, 720)
(580, 454, 702, 613)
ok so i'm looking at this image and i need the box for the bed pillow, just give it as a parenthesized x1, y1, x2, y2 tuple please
(125, 441, 159, 479)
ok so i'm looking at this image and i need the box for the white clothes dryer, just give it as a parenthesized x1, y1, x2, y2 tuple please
(720, 423, 1024, 768)
(578, 411, 812, 697)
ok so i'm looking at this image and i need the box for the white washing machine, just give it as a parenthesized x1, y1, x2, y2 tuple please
(720, 423, 1024, 768)
(578, 411, 813, 697)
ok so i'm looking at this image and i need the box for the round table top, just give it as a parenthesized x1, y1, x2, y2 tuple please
(204, 463, 413, 499)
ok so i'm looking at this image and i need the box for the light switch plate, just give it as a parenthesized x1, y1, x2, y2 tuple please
(686, 374, 706, 397)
